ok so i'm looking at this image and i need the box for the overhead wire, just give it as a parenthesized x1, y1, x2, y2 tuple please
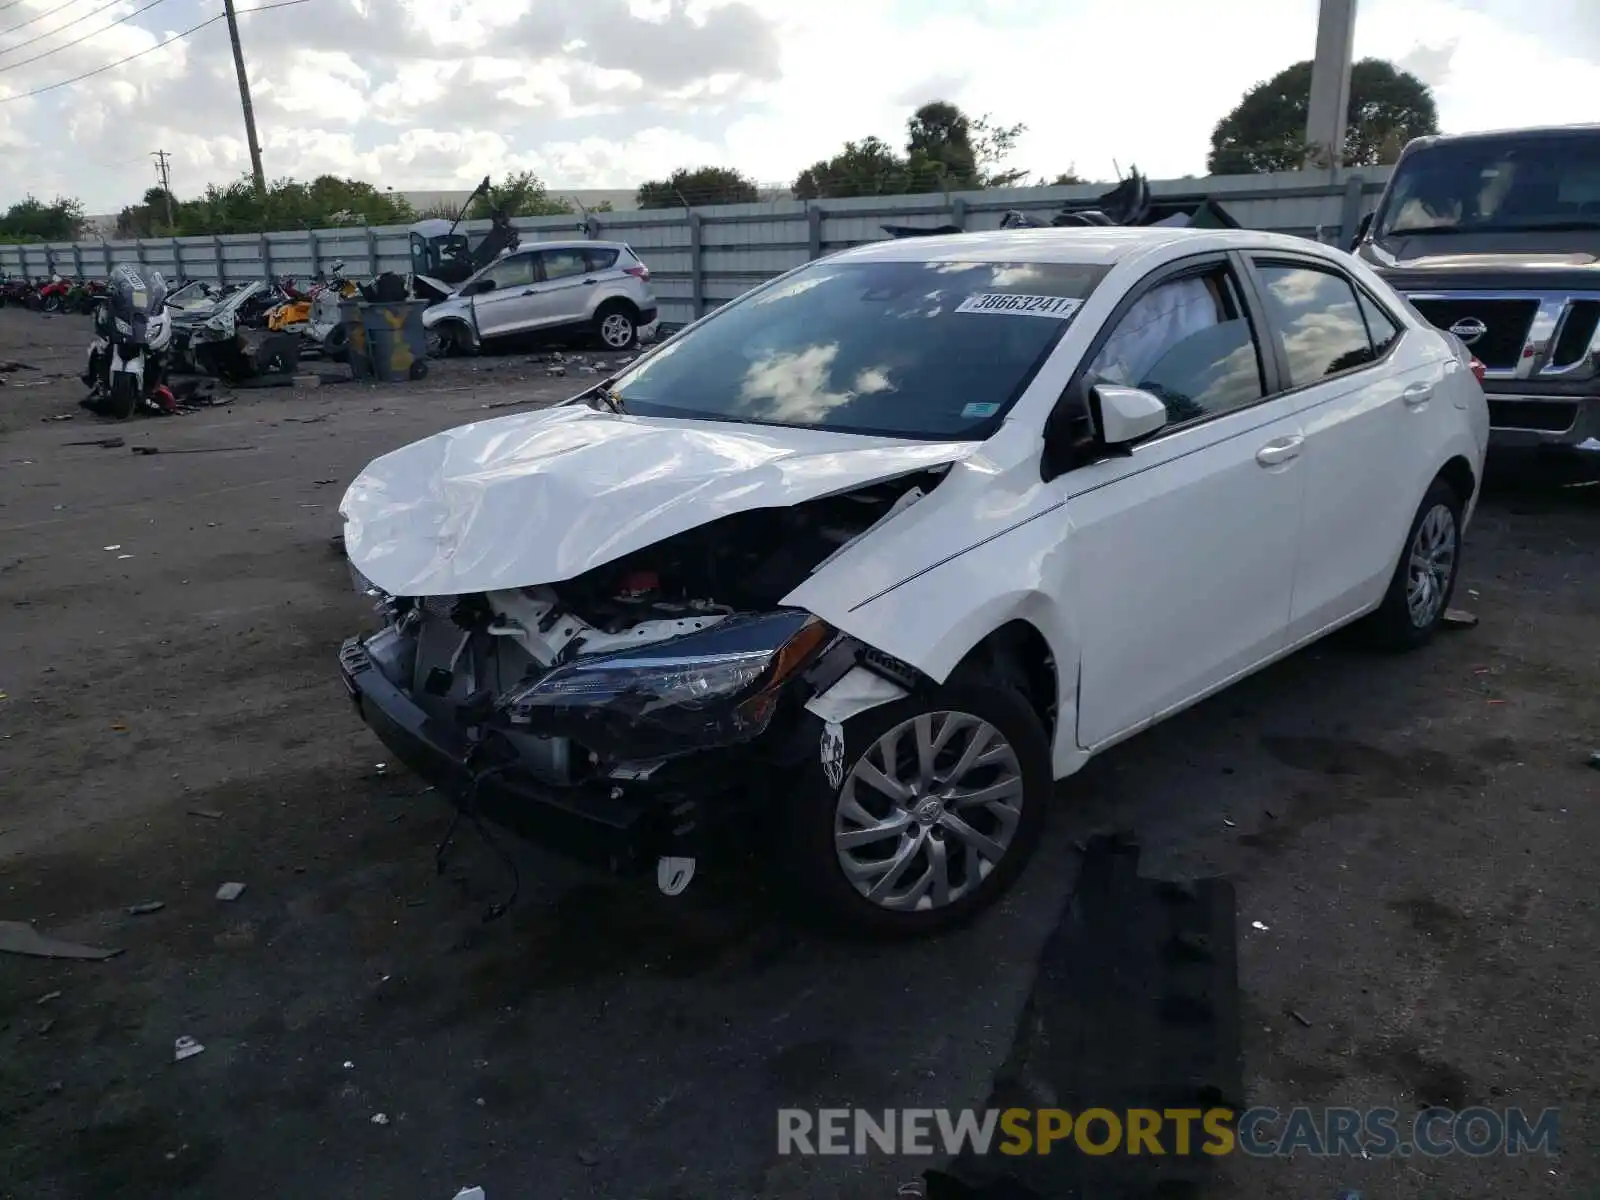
(1, 0, 171, 73)
(0, 0, 160, 62)
(0, 0, 309, 102)
(0, 0, 83, 39)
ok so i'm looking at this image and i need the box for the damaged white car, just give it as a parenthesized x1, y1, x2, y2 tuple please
(338, 226, 1488, 936)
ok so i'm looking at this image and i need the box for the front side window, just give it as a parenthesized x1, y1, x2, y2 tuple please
(1084, 266, 1266, 425)
(608, 259, 1108, 439)
(479, 254, 535, 290)
(1254, 263, 1375, 386)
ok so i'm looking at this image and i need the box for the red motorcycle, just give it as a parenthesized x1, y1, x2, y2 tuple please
(36, 275, 71, 314)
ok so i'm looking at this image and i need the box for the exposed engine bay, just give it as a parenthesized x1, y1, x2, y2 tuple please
(351, 469, 943, 789)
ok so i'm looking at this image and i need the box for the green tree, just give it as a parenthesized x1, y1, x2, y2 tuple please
(905, 101, 1028, 189)
(794, 137, 912, 199)
(468, 171, 572, 219)
(636, 166, 759, 209)
(1207, 58, 1438, 174)
(1046, 169, 1085, 186)
(793, 101, 1029, 199)
(0, 194, 86, 241)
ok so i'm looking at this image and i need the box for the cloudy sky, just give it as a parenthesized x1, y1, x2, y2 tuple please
(1, 0, 1598, 212)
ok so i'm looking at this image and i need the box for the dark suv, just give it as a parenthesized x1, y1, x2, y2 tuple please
(1352, 124, 1600, 469)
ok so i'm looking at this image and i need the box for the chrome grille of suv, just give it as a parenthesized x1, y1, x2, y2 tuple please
(1402, 291, 1600, 380)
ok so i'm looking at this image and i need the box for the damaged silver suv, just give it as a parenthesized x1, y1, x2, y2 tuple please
(338, 227, 1486, 936)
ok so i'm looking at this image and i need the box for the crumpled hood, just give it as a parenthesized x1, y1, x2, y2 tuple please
(341, 404, 980, 596)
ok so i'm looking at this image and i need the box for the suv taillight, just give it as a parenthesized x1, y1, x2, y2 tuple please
(1469, 357, 1486, 384)
(624, 264, 650, 282)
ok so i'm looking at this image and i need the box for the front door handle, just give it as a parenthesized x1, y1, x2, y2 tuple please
(582, 278, 597, 285)
(520, 288, 538, 296)
(1255, 434, 1304, 467)
(1402, 381, 1433, 407)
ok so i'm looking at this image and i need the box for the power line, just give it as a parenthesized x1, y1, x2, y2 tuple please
(0, 0, 170, 74)
(0, 0, 82, 39)
(0, 0, 307, 103)
(0, 0, 157, 62)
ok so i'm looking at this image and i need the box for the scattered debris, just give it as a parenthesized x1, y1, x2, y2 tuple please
(343, 1060, 354, 1070)
(130, 445, 255, 457)
(0, 920, 122, 961)
(215, 882, 246, 902)
(36, 991, 62, 1005)
(453, 1188, 486, 1200)
(1250, 920, 1270, 932)
(1442, 608, 1479, 630)
(126, 901, 166, 916)
(1587, 751, 1600, 770)
(576, 1148, 600, 1167)
(188, 808, 223, 820)
(116, 554, 133, 561)
(173, 1036, 205, 1062)
(111, 723, 128, 731)
(64, 437, 126, 449)
(283, 414, 330, 424)
(370, 1112, 390, 1126)
(1222, 818, 1237, 828)
(40, 413, 74, 422)
(1289, 1009, 1313, 1028)
(312, 478, 337, 486)
(102, 545, 121, 551)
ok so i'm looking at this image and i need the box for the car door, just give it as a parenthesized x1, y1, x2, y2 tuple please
(468, 252, 539, 339)
(1057, 253, 1309, 750)
(522, 247, 597, 331)
(1245, 256, 1448, 640)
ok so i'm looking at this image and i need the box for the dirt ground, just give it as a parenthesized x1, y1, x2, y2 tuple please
(1, 307, 1596, 1200)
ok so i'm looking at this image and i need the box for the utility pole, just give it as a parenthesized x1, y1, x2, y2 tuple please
(151, 150, 176, 227)
(222, 0, 267, 199)
(1305, 0, 1358, 170)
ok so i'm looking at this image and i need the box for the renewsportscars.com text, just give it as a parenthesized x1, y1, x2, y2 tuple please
(777, 1106, 1560, 1158)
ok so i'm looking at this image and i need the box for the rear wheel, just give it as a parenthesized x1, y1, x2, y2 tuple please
(782, 683, 1051, 938)
(1362, 476, 1464, 651)
(593, 303, 638, 350)
(42, 294, 61, 314)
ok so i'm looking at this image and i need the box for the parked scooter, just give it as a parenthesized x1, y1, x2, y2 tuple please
(81, 264, 174, 419)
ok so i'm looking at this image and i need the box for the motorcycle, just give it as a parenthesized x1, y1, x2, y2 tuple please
(37, 275, 71, 313)
(81, 263, 175, 419)
(265, 261, 360, 333)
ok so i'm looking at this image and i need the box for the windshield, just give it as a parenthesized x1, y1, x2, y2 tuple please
(1375, 134, 1600, 237)
(608, 259, 1107, 439)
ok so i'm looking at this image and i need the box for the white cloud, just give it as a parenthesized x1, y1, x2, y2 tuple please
(0, 0, 1596, 213)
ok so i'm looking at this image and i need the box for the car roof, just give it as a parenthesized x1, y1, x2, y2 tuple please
(830, 225, 1331, 266)
(1406, 123, 1600, 147)
(521, 239, 626, 252)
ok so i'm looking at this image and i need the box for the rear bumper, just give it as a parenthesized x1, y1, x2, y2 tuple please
(338, 636, 697, 872)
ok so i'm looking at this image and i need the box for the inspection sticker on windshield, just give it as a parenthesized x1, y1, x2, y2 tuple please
(956, 293, 1082, 318)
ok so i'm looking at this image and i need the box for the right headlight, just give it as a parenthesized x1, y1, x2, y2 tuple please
(500, 610, 834, 755)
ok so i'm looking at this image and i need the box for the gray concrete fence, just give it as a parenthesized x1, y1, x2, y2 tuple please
(0, 167, 1391, 328)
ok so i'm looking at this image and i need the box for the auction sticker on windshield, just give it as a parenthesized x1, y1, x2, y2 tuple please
(956, 293, 1083, 317)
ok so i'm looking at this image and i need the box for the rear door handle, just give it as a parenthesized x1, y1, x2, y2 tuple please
(1402, 381, 1434, 407)
(1255, 434, 1304, 467)
(583, 278, 597, 285)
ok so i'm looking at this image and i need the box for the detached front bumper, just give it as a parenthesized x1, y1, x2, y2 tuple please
(338, 636, 705, 873)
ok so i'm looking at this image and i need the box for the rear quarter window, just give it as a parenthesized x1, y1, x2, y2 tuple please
(586, 248, 620, 271)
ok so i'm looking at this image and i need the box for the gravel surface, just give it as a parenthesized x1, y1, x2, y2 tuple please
(1, 307, 1596, 1200)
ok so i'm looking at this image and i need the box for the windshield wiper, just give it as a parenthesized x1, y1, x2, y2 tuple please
(587, 384, 625, 414)
(1386, 225, 1466, 236)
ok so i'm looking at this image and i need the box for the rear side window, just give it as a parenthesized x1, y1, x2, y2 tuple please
(1357, 290, 1400, 357)
(540, 249, 589, 281)
(585, 248, 619, 271)
(1253, 262, 1377, 386)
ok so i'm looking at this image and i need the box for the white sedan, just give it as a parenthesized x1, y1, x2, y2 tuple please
(338, 226, 1489, 937)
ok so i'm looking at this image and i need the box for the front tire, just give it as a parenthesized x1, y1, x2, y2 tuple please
(782, 684, 1051, 939)
(107, 374, 139, 420)
(1362, 476, 1464, 652)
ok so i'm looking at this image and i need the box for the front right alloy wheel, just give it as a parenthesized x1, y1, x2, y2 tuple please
(784, 683, 1051, 938)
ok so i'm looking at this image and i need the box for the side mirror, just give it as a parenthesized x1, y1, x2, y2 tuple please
(1094, 384, 1168, 445)
(463, 278, 494, 296)
(1348, 211, 1373, 250)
